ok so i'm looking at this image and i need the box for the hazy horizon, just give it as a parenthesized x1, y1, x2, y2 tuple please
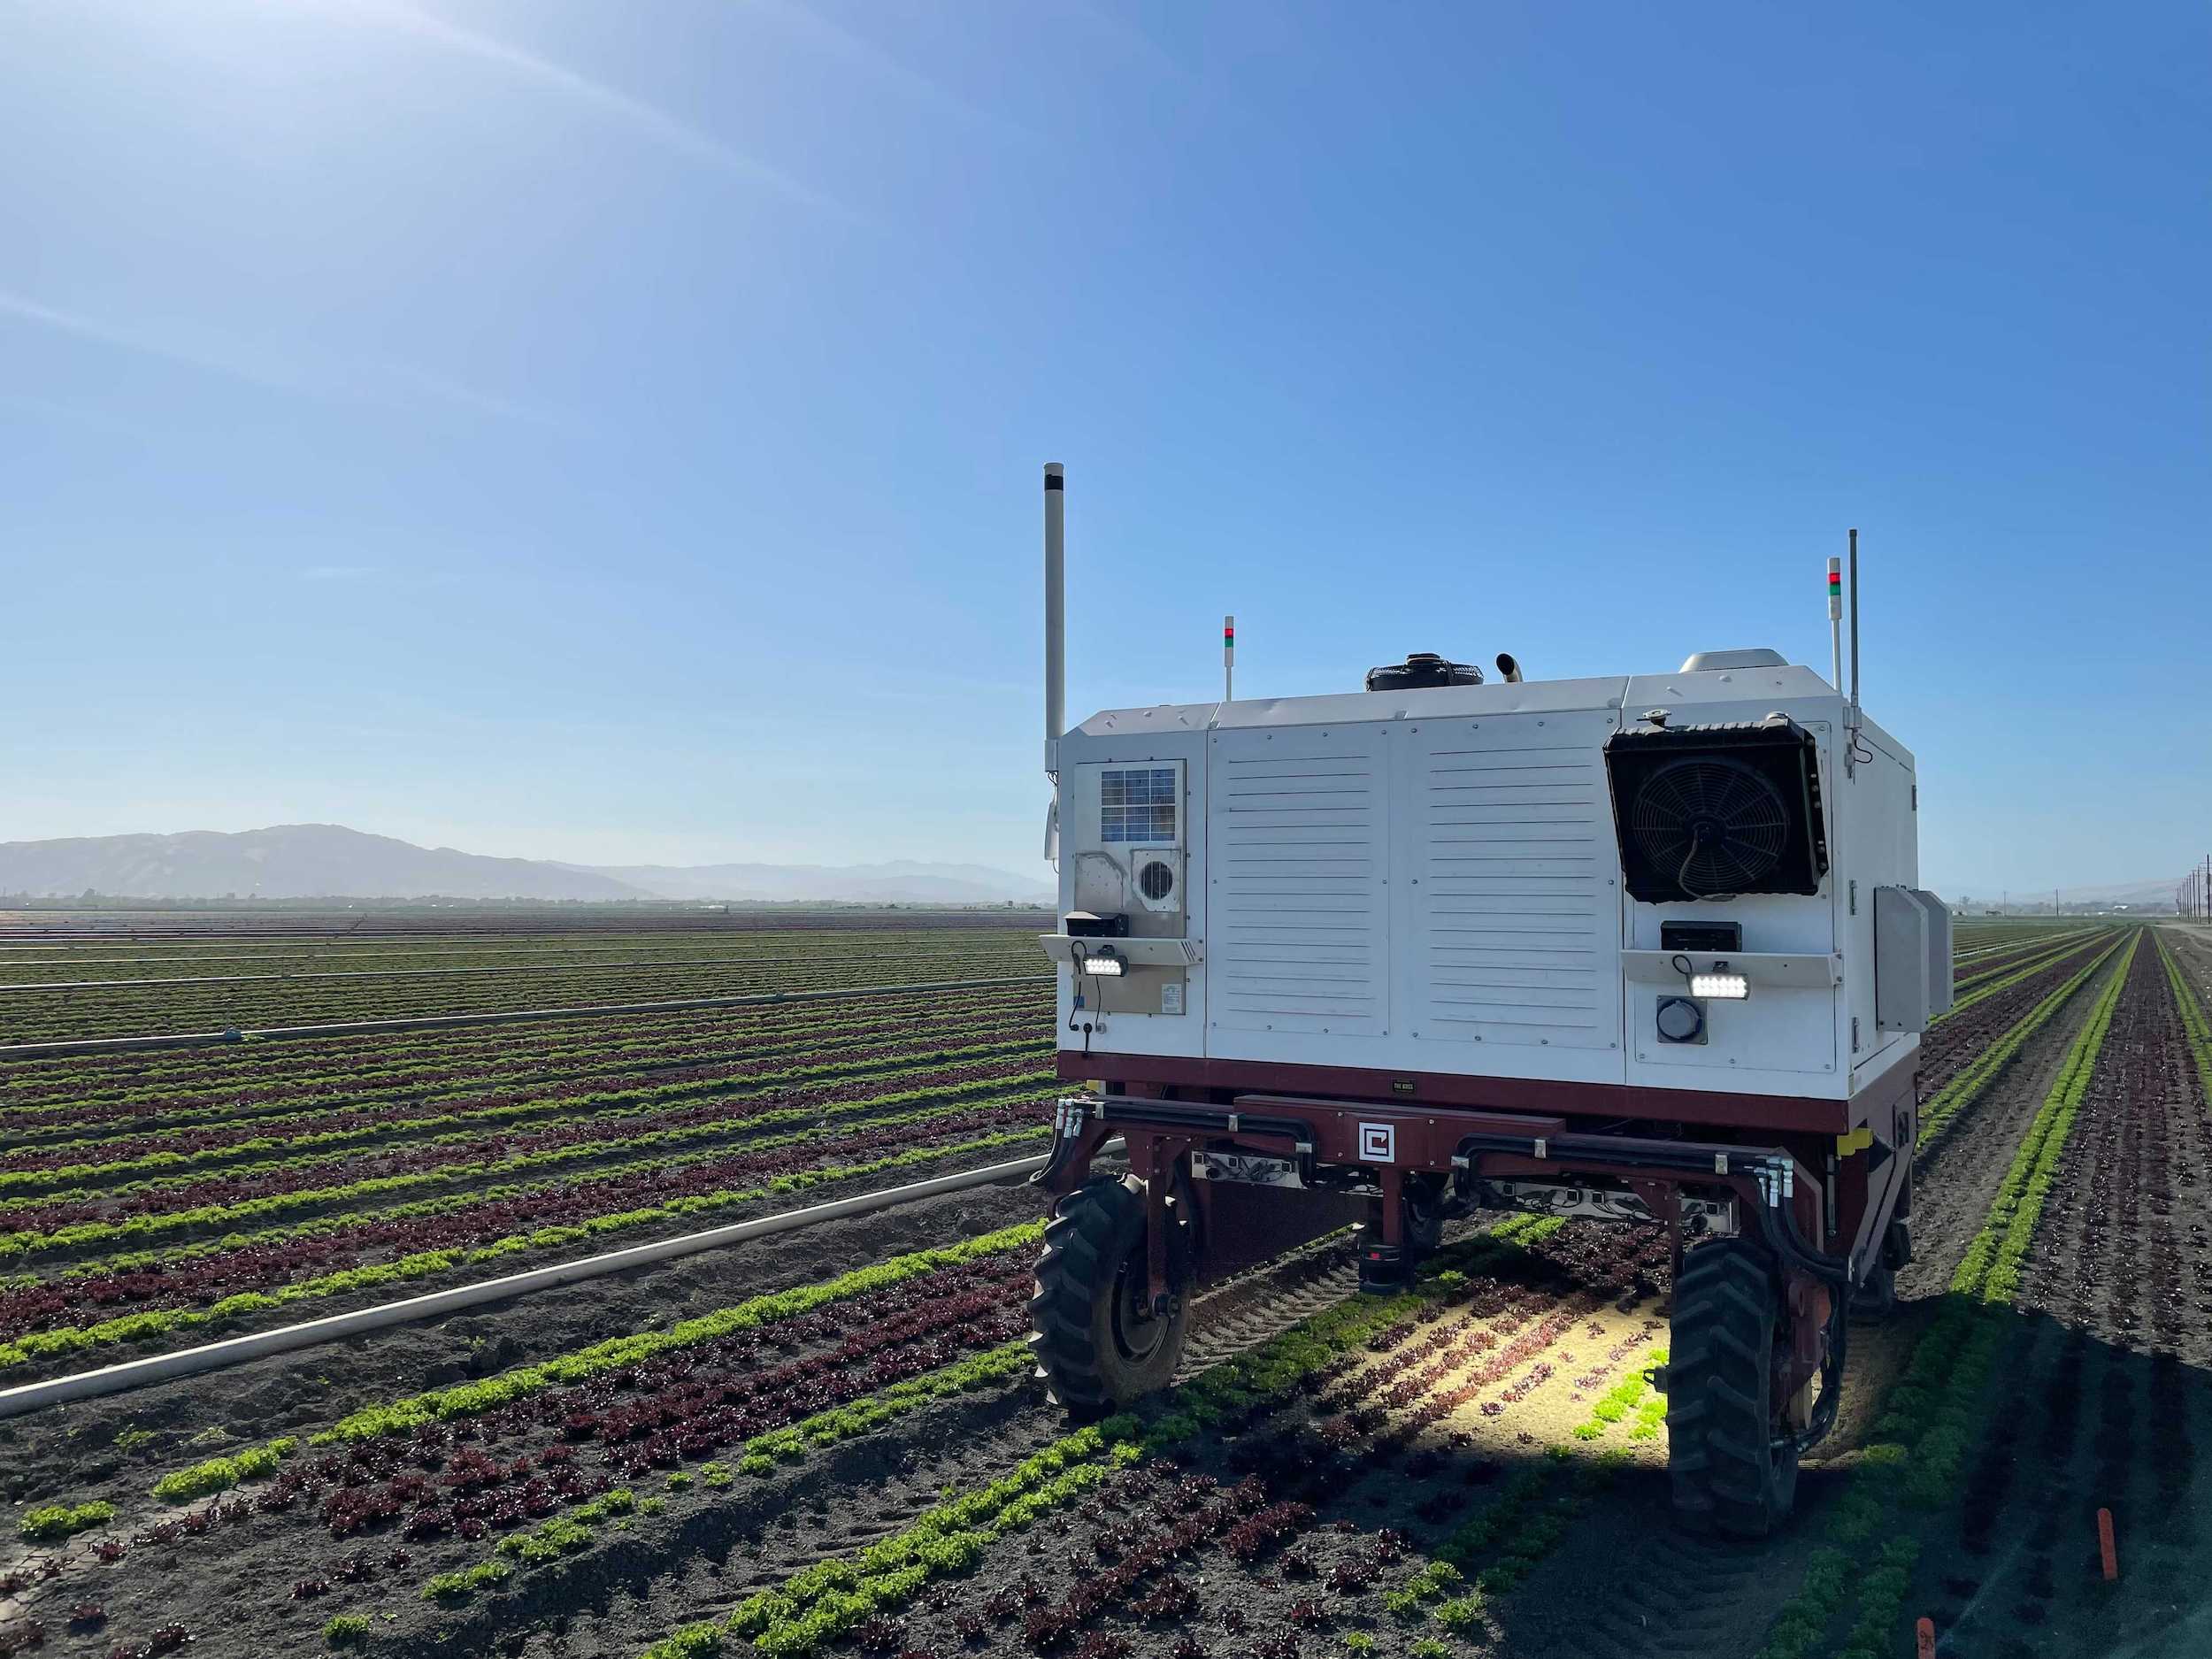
(0, 819, 2183, 910)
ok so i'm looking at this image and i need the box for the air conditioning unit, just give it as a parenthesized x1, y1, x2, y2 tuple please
(1128, 848, 1182, 914)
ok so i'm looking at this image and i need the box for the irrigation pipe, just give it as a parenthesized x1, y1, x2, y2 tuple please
(0, 1150, 1056, 1419)
(0, 974, 1054, 1060)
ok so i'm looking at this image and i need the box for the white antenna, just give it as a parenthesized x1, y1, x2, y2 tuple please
(1848, 528, 1861, 727)
(1844, 528, 1863, 779)
(1223, 614, 1234, 703)
(1043, 464, 1064, 780)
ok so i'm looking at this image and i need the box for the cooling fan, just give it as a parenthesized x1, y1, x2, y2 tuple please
(1629, 755, 1791, 896)
(1603, 716, 1829, 902)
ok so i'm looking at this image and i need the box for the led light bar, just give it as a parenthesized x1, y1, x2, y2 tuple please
(1078, 949, 1126, 978)
(1690, 972, 1749, 1001)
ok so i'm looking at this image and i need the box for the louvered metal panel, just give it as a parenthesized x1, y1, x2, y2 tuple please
(1209, 726, 1388, 1034)
(1405, 714, 1620, 1050)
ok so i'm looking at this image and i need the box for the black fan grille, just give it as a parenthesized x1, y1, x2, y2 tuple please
(1629, 756, 1790, 896)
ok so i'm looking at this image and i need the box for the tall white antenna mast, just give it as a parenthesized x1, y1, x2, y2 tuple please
(1043, 464, 1064, 780)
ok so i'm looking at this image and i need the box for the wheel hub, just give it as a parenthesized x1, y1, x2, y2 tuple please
(1112, 1255, 1169, 1363)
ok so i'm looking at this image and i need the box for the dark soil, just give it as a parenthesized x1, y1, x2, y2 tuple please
(0, 1179, 1048, 1509)
(0, 1125, 1054, 1387)
(1897, 938, 2212, 1659)
(12, 930, 2203, 1659)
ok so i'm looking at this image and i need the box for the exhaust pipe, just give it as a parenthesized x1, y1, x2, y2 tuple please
(1044, 464, 1064, 778)
(1495, 652, 1525, 684)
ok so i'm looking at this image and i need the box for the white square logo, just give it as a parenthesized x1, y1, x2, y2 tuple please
(1358, 1122, 1395, 1163)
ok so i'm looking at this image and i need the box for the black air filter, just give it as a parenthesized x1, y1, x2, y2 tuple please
(1364, 652, 1484, 692)
(1603, 716, 1829, 902)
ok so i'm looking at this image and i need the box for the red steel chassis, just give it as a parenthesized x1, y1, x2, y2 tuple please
(1036, 1047, 1919, 1432)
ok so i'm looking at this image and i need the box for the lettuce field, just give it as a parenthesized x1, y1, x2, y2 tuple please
(2, 913, 2207, 1659)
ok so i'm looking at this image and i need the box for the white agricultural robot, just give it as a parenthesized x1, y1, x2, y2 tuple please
(1025, 465, 1949, 1537)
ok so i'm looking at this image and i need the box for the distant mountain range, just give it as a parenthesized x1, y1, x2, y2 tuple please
(0, 826, 1055, 906)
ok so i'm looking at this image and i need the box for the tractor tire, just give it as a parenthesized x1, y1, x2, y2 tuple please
(1028, 1176, 1189, 1413)
(1667, 1238, 1800, 1539)
(1849, 1259, 1898, 1324)
(1402, 1175, 1447, 1261)
(1357, 1178, 1447, 1293)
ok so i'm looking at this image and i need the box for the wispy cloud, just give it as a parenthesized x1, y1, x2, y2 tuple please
(1048, 0, 1206, 90)
(0, 286, 562, 428)
(380, 362, 578, 431)
(0, 288, 303, 393)
(742, 0, 1029, 141)
(0, 391, 171, 442)
(347, 2, 855, 218)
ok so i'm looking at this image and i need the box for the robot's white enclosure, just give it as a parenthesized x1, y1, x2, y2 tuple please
(1044, 649, 1947, 1106)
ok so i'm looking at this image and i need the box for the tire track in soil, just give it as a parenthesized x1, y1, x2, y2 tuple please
(1917, 940, 2212, 1658)
(1577, 1532, 1770, 1655)
(513, 1222, 1647, 1659)
(1168, 1221, 1498, 1381)
(1492, 949, 2131, 1659)
(388, 943, 2129, 1659)
(12, 941, 2124, 1657)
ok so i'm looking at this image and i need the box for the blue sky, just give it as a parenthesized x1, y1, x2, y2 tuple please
(1, 0, 2203, 898)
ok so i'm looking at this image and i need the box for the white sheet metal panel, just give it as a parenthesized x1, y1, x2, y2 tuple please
(1054, 730, 1210, 1060)
(1207, 722, 1390, 1038)
(1397, 710, 1625, 1081)
(1613, 670, 1855, 1098)
(1056, 662, 1911, 1102)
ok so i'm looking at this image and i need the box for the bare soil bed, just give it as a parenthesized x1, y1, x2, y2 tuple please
(1894, 934, 2212, 1659)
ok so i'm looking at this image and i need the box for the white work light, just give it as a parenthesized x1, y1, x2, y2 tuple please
(1690, 972, 1750, 1001)
(1078, 948, 1126, 978)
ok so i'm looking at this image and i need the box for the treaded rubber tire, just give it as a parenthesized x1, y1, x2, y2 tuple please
(1028, 1176, 1189, 1413)
(1667, 1238, 1800, 1539)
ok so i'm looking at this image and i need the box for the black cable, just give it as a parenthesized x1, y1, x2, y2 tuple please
(1678, 825, 1740, 904)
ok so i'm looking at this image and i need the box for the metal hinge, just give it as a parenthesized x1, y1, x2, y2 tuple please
(1848, 879, 1857, 916)
(1910, 784, 1917, 810)
(1852, 1016, 1861, 1052)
